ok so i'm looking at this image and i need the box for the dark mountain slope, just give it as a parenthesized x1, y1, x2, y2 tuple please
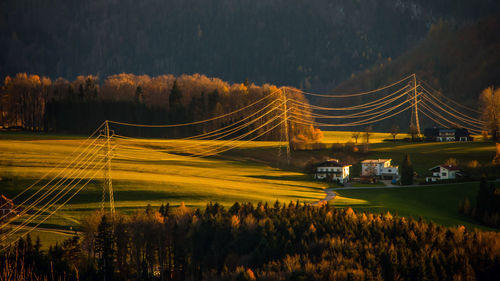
(314, 14, 500, 131)
(1, 0, 499, 90)
(331, 15, 500, 107)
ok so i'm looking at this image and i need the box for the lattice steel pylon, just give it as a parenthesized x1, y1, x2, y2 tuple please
(408, 74, 421, 135)
(413, 74, 421, 135)
(102, 120, 115, 215)
(282, 88, 291, 165)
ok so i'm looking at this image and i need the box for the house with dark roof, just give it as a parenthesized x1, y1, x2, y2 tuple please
(424, 127, 472, 142)
(425, 165, 467, 182)
(314, 159, 351, 183)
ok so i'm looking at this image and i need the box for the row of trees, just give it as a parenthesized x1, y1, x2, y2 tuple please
(0, 73, 322, 145)
(2, 202, 499, 280)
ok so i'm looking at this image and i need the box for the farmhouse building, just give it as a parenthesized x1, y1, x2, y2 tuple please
(361, 159, 399, 179)
(425, 165, 465, 182)
(424, 127, 472, 142)
(0, 194, 14, 217)
(314, 159, 351, 183)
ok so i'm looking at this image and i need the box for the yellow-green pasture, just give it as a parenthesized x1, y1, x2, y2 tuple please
(1, 131, 497, 247)
(0, 134, 327, 246)
(321, 130, 389, 144)
(332, 183, 496, 231)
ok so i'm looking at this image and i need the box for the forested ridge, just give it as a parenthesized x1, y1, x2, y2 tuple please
(2, 202, 499, 280)
(0, 73, 321, 143)
(324, 14, 500, 113)
(1, 0, 499, 91)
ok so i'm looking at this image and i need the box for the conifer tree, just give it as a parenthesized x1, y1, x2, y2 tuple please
(96, 215, 115, 281)
(401, 154, 413, 185)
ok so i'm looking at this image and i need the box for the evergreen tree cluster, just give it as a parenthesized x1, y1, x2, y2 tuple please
(3, 202, 499, 280)
(400, 154, 414, 185)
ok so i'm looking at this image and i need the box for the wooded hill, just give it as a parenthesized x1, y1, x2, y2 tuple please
(324, 14, 500, 114)
(2, 202, 499, 281)
(1, 0, 499, 91)
(0, 73, 320, 143)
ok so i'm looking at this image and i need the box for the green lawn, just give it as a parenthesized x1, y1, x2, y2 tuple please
(363, 141, 496, 177)
(0, 133, 326, 246)
(334, 183, 495, 230)
(0, 131, 497, 248)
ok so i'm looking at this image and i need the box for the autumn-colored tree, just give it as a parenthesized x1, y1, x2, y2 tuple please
(479, 86, 500, 141)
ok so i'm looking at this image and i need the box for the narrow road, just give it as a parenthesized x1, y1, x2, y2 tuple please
(312, 188, 335, 206)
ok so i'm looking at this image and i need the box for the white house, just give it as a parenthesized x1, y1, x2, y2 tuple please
(314, 159, 351, 183)
(361, 159, 399, 179)
(426, 165, 462, 182)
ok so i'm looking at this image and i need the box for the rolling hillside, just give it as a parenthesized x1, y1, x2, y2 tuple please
(325, 14, 500, 117)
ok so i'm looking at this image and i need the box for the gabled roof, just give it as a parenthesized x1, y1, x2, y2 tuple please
(316, 159, 351, 167)
(429, 165, 461, 171)
(361, 159, 391, 164)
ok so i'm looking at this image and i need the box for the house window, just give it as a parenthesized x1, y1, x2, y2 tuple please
(388, 169, 391, 172)
(442, 172, 447, 176)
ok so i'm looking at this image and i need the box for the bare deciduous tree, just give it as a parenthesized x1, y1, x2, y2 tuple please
(389, 125, 400, 142)
(352, 132, 360, 144)
(364, 126, 373, 143)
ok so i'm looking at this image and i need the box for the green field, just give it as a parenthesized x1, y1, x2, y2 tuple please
(333, 183, 494, 230)
(0, 131, 497, 247)
(0, 133, 327, 245)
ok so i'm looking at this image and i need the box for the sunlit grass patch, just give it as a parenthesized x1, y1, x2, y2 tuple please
(322, 130, 389, 144)
(0, 133, 327, 246)
(330, 195, 369, 206)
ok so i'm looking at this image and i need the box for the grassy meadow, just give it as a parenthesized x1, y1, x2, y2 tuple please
(0, 130, 497, 246)
(0, 133, 326, 246)
(321, 130, 389, 144)
(333, 183, 493, 230)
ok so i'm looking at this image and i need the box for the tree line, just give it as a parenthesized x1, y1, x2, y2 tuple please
(2, 202, 499, 281)
(0, 73, 322, 145)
